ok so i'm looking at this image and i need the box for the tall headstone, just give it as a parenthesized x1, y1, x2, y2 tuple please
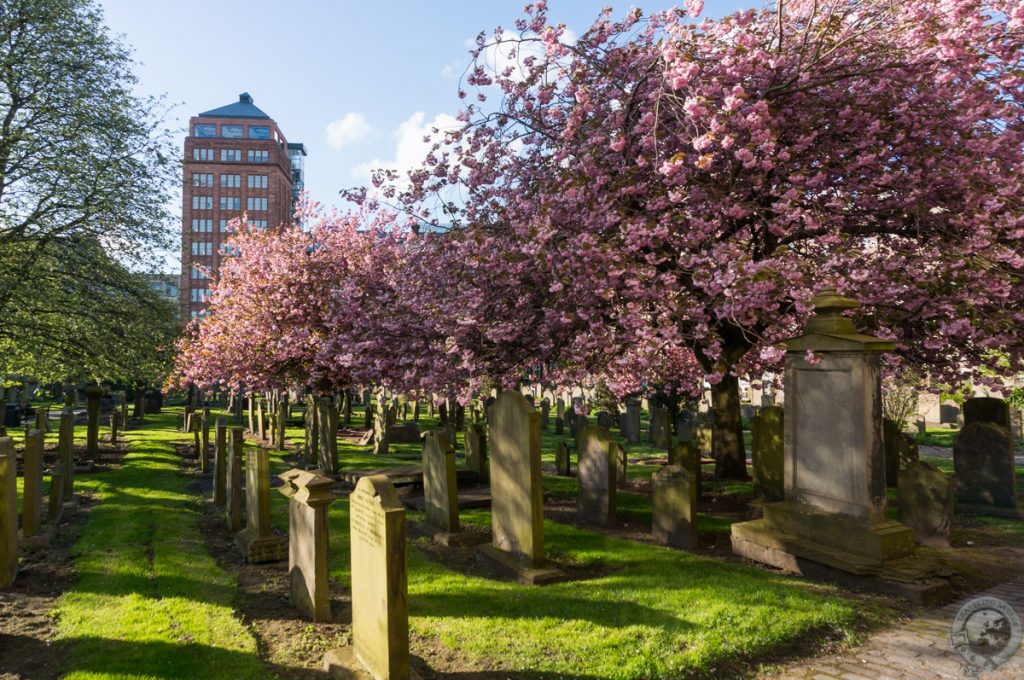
(213, 416, 227, 506)
(275, 396, 288, 450)
(539, 399, 550, 431)
(652, 465, 697, 549)
(226, 427, 244, 532)
(421, 432, 465, 543)
(326, 475, 412, 678)
(109, 410, 119, 446)
(479, 391, 564, 584)
(247, 397, 255, 433)
(119, 391, 128, 430)
(623, 398, 641, 444)
(751, 406, 784, 501)
(199, 408, 211, 473)
(279, 468, 336, 622)
(731, 290, 916, 574)
(34, 406, 48, 434)
(576, 425, 617, 526)
(953, 422, 1020, 517)
(612, 440, 627, 489)
(304, 395, 320, 465)
(554, 398, 565, 435)
(670, 441, 702, 501)
(22, 430, 44, 539)
(84, 384, 102, 458)
(257, 399, 266, 441)
(0, 438, 15, 587)
(47, 466, 63, 524)
(898, 462, 953, 548)
(464, 423, 488, 482)
(648, 407, 670, 449)
(963, 397, 1011, 431)
(58, 407, 74, 500)
(373, 393, 390, 457)
(555, 442, 570, 477)
(317, 396, 339, 474)
(238, 448, 287, 562)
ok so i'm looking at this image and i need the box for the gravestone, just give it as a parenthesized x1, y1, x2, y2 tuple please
(422, 431, 471, 545)
(85, 384, 102, 457)
(564, 407, 576, 439)
(554, 398, 565, 435)
(109, 410, 119, 446)
(247, 398, 255, 433)
(539, 399, 550, 431)
(576, 425, 617, 526)
(464, 423, 488, 482)
(555, 442, 570, 477)
(58, 407, 74, 500)
(623, 399, 641, 444)
(226, 427, 244, 532)
(22, 430, 43, 539)
(652, 465, 697, 549)
(695, 424, 713, 458)
(963, 397, 1011, 431)
(953, 421, 1020, 517)
(751, 406, 784, 501)
(199, 408, 211, 473)
(120, 391, 128, 431)
(413, 400, 420, 422)
(275, 396, 288, 449)
(478, 391, 564, 584)
(731, 290, 918, 577)
(898, 462, 953, 548)
(238, 448, 287, 562)
(325, 475, 415, 679)
(670, 441, 702, 501)
(47, 466, 63, 524)
(373, 396, 390, 456)
(648, 407, 670, 449)
(314, 396, 339, 474)
(257, 399, 266, 441)
(0, 438, 15, 587)
(213, 416, 227, 506)
(613, 441, 627, 489)
(279, 468, 336, 622)
(596, 410, 614, 431)
(34, 407, 48, 434)
(940, 403, 960, 426)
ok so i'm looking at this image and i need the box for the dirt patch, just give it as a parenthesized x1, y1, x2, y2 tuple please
(0, 494, 95, 680)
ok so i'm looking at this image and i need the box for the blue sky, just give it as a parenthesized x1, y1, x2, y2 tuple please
(100, 0, 751, 266)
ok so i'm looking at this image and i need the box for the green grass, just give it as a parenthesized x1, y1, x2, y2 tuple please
(53, 412, 266, 679)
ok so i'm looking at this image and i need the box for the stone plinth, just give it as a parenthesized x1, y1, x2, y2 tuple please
(213, 417, 227, 506)
(652, 465, 697, 549)
(22, 430, 44, 539)
(58, 407, 74, 500)
(898, 462, 953, 549)
(576, 426, 616, 526)
(480, 391, 564, 585)
(464, 424, 488, 482)
(238, 448, 287, 562)
(953, 422, 1020, 518)
(226, 427, 244, 532)
(751, 406, 784, 501)
(280, 468, 336, 622)
(0, 437, 17, 587)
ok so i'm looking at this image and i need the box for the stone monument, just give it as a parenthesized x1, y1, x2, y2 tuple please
(555, 442, 570, 477)
(421, 431, 474, 546)
(576, 425, 617, 526)
(0, 437, 16, 587)
(279, 468, 336, 622)
(953, 421, 1020, 518)
(21, 430, 43, 539)
(652, 465, 697, 549)
(963, 397, 1011, 431)
(898, 462, 953, 549)
(58, 407, 74, 500)
(238, 448, 287, 562)
(226, 427, 244, 532)
(464, 423, 488, 482)
(213, 416, 227, 506)
(750, 406, 784, 501)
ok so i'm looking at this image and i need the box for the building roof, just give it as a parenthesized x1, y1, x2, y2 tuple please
(287, 142, 308, 156)
(197, 92, 270, 119)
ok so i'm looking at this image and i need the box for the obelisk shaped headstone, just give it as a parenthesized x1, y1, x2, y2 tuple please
(22, 430, 44, 539)
(0, 437, 17, 587)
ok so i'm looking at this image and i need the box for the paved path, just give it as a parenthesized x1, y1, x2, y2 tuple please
(767, 577, 1024, 679)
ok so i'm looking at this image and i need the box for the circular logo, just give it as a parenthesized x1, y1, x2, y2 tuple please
(950, 596, 1022, 674)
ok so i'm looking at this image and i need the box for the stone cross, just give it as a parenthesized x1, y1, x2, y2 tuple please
(422, 431, 459, 535)
(464, 423, 488, 482)
(58, 407, 74, 500)
(238, 448, 286, 562)
(576, 425, 617, 526)
(226, 427, 244, 532)
(279, 468, 336, 622)
(213, 416, 227, 506)
(22, 430, 43, 539)
(750, 406, 784, 501)
(0, 437, 16, 587)
(652, 465, 697, 549)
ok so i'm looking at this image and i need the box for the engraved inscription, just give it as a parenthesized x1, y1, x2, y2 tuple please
(351, 487, 383, 548)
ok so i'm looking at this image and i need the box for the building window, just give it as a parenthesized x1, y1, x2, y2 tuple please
(190, 288, 211, 303)
(220, 244, 241, 256)
(192, 173, 213, 187)
(191, 218, 213, 232)
(220, 174, 241, 188)
(222, 125, 243, 138)
(247, 174, 268, 189)
(246, 219, 268, 230)
(246, 197, 267, 211)
(248, 126, 270, 139)
(191, 267, 207, 279)
(219, 219, 229, 232)
(220, 149, 241, 162)
(191, 241, 213, 256)
(247, 149, 269, 163)
(191, 196, 213, 210)
(193, 148, 213, 161)
(219, 196, 241, 210)
(193, 124, 216, 138)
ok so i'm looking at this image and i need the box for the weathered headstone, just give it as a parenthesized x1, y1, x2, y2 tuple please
(84, 384, 102, 458)
(953, 421, 1020, 517)
(325, 475, 413, 679)
(238, 448, 287, 562)
(695, 424, 713, 458)
(0, 438, 15, 587)
(257, 398, 266, 441)
(555, 442, 570, 477)
(247, 397, 255, 433)
(539, 399, 550, 431)
(373, 393, 390, 457)
(898, 462, 953, 548)
(576, 425, 617, 526)
(612, 440, 627, 489)
(596, 410, 614, 431)
(422, 431, 470, 545)
(213, 416, 227, 506)
(58, 407, 74, 500)
(554, 398, 565, 435)
(623, 398, 641, 444)
(304, 395, 320, 464)
(275, 396, 288, 450)
(940, 403, 960, 426)
(47, 466, 63, 524)
(652, 465, 697, 549)
(963, 397, 1011, 431)
(21, 430, 43, 539)
(464, 423, 488, 482)
(34, 407, 48, 434)
(670, 441, 702, 501)
(648, 407, 670, 449)
(279, 468, 336, 622)
(226, 427, 244, 532)
(316, 396, 339, 474)
(109, 410, 119, 446)
(751, 406, 784, 501)
(479, 391, 564, 584)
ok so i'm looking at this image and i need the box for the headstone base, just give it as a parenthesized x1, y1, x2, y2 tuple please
(236, 529, 288, 563)
(323, 646, 423, 680)
(20, 524, 56, 550)
(475, 544, 567, 586)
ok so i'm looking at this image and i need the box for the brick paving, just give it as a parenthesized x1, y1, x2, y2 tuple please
(763, 577, 1024, 679)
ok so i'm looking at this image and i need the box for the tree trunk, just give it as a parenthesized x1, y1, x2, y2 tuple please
(712, 374, 749, 479)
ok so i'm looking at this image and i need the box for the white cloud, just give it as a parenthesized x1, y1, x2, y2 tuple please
(479, 28, 577, 83)
(352, 111, 461, 185)
(325, 113, 377, 150)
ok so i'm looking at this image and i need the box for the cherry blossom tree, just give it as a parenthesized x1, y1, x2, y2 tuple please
(386, 0, 1024, 477)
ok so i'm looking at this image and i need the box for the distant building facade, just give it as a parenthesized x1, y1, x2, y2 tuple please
(147, 274, 181, 310)
(180, 92, 306, 320)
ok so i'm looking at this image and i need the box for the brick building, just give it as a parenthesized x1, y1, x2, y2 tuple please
(180, 92, 306, 320)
